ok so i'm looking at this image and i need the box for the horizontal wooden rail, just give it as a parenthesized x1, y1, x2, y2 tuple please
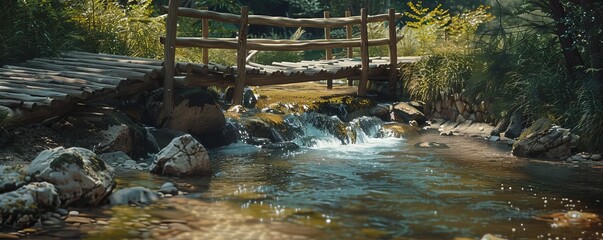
(160, 35, 403, 51)
(161, 6, 402, 28)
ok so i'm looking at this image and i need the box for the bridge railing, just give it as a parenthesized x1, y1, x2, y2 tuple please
(162, 1, 403, 112)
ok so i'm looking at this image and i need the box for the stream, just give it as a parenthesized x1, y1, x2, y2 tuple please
(25, 115, 603, 239)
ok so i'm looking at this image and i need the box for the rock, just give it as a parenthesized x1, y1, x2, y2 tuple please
(391, 102, 426, 124)
(0, 182, 61, 229)
(27, 147, 116, 207)
(0, 165, 27, 194)
(68, 210, 79, 216)
(108, 187, 159, 206)
(98, 151, 132, 166)
(147, 128, 188, 149)
(440, 109, 458, 122)
(408, 120, 419, 127)
(491, 117, 510, 136)
(225, 87, 257, 108)
(158, 182, 178, 195)
(261, 107, 285, 114)
(481, 234, 507, 240)
(489, 136, 500, 142)
(247, 137, 272, 146)
(160, 88, 226, 148)
(369, 104, 391, 121)
(150, 134, 212, 176)
(440, 130, 454, 136)
(456, 114, 467, 123)
(382, 123, 419, 138)
(504, 110, 524, 139)
(98, 112, 160, 160)
(227, 105, 247, 113)
(590, 154, 601, 161)
(261, 142, 300, 150)
(512, 125, 579, 160)
(408, 101, 426, 114)
(414, 142, 450, 149)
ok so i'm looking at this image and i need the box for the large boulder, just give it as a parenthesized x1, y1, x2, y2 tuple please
(0, 165, 27, 194)
(0, 182, 61, 230)
(512, 123, 579, 160)
(27, 147, 116, 207)
(150, 134, 212, 176)
(159, 89, 227, 148)
(391, 102, 426, 125)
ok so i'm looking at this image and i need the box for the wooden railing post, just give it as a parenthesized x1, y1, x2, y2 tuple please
(387, 8, 398, 96)
(232, 6, 249, 106)
(163, 0, 179, 114)
(202, 7, 209, 65)
(345, 10, 354, 86)
(357, 8, 369, 96)
(324, 11, 333, 89)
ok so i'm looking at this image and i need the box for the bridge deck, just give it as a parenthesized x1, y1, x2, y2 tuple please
(176, 56, 420, 87)
(0, 52, 161, 126)
(0, 52, 419, 126)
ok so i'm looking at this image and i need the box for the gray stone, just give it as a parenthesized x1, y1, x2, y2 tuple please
(261, 142, 300, 150)
(150, 134, 212, 176)
(591, 154, 602, 161)
(504, 110, 524, 139)
(98, 151, 132, 165)
(489, 136, 500, 142)
(0, 182, 61, 229)
(26, 147, 116, 207)
(0, 165, 27, 194)
(491, 117, 510, 136)
(108, 187, 159, 206)
(391, 102, 426, 124)
(369, 104, 391, 121)
(158, 182, 178, 195)
(512, 125, 579, 160)
(414, 142, 450, 149)
(97, 112, 161, 160)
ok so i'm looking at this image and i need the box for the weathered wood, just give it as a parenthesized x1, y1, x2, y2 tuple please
(166, 6, 402, 28)
(0, 92, 56, 106)
(55, 56, 163, 71)
(60, 52, 163, 66)
(388, 8, 398, 96)
(163, 0, 179, 114)
(164, 35, 404, 51)
(25, 60, 146, 83)
(232, 6, 249, 105)
(201, 6, 210, 65)
(345, 10, 354, 87)
(0, 80, 88, 99)
(30, 58, 157, 78)
(358, 8, 369, 96)
(324, 11, 333, 90)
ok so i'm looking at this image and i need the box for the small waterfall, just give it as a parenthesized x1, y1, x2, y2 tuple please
(226, 111, 386, 148)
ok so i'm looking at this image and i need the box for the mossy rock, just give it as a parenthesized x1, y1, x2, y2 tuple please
(518, 117, 553, 140)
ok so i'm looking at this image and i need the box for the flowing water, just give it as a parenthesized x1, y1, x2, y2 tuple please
(27, 114, 603, 239)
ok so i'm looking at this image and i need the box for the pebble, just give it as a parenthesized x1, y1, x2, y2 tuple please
(592, 154, 602, 161)
(51, 213, 61, 219)
(164, 194, 173, 198)
(0, 233, 19, 239)
(150, 220, 161, 224)
(65, 216, 93, 224)
(96, 220, 109, 225)
(68, 210, 80, 216)
(43, 220, 60, 225)
(56, 208, 69, 215)
(22, 228, 39, 233)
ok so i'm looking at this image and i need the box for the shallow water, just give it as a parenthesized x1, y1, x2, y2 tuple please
(26, 133, 603, 239)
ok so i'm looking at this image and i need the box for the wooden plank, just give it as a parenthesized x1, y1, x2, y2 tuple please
(0, 85, 70, 101)
(165, 36, 404, 51)
(388, 8, 398, 96)
(232, 6, 249, 105)
(0, 80, 88, 99)
(357, 8, 369, 96)
(25, 60, 146, 83)
(0, 92, 56, 106)
(60, 52, 163, 66)
(168, 6, 402, 28)
(163, 0, 179, 114)
(324, 10, 333, 90)
(202, 6, 210, 65)
(55, 56, 163, 71)
(346, 10, 354, 87)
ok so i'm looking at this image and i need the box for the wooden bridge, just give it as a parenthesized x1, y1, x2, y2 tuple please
(0, 4, 420, 126)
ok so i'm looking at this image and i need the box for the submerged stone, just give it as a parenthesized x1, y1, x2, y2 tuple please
(261, 142, 300, 150)
(108, 187, 159, 206)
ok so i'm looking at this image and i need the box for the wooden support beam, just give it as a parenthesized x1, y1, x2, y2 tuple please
(201, 6, 209, 65)
(324, 11, 333, 90)
(345, 10, 354, 86)
(388, 8, 398, 96)
(357, 8, 369, 96)
(232, 6, 249, 106)
(163, 0, 179, 114)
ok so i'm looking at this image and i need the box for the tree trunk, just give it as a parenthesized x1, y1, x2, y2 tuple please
(547, 0, 585, 82)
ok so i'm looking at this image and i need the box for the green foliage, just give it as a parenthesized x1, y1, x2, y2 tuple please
(68, 0, 165, 59)
(249, 28, 304, 65)
(405, 54, 473, 102)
